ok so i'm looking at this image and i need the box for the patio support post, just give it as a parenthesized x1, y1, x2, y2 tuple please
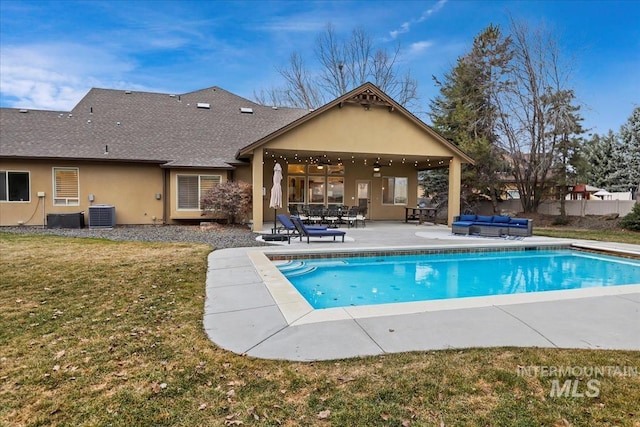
(252, 149, 264, 231)
(447, 158, 461, 226)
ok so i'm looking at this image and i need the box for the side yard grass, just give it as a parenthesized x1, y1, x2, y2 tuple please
(1, 233, 639, 426)
(534, 228, 640, 245)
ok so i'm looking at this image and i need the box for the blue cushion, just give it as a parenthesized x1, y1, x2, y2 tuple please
(452, 221, 474, 226)
(459, 214, 476, 221)
(509, 218, 528, 226)
(492, 215, 511, 223)
(476, 215, 493, 223)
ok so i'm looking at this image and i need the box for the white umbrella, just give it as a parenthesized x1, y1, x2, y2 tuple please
(269, 163, 283, 232)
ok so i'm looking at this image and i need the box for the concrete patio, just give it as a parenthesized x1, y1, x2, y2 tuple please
(203, 221, 640, 361)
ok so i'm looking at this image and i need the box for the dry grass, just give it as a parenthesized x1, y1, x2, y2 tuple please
(534, 228, 640, 245)
(1, 232, 639, 426)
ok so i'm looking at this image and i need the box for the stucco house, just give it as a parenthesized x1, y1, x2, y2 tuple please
(0, 82, 473, 230)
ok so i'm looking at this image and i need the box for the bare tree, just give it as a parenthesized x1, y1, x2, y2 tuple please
(493, 18, 582, 212)
(255, 24, 419, 110)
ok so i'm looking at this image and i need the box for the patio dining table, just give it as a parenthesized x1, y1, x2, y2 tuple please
(405, 207, 437, 225)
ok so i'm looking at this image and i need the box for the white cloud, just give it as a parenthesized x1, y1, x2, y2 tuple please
(418, 0, 447, 22)
(407, 40, 435, 56)
(0, 43, 146, 110)
(389, 0, 448, 39)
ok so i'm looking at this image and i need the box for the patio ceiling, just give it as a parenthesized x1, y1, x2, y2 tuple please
(263, 149, 452, 171)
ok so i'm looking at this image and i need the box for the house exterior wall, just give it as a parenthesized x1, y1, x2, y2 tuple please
(167, 168, 230, 222)
(265, 104, 457, 157)
(0, 159, 163, 226)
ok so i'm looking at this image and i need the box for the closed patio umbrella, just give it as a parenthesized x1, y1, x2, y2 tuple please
(269, 163, 283, 232)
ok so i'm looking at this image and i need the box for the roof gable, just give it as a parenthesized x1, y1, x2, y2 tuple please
(237, 82, 474, 164)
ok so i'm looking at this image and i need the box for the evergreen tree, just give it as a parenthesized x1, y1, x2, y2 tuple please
(542, 88, 583, 216)
(429, 25, 512, 213)
(619, 107, 640, 195)
(585, 131, 625, 191)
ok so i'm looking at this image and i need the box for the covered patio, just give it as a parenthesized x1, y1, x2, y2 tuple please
(237, 84, 474, 231)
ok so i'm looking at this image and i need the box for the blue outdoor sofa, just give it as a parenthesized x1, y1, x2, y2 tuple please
(452, 214, 533, 237)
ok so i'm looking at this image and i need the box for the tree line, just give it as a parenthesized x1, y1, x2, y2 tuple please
(254, 21, 639, 215)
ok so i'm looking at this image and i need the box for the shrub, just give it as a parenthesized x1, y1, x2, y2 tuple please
(201, 181, 252, 224)
(620, 203, 640, 231)
(552, 215, 571, 226)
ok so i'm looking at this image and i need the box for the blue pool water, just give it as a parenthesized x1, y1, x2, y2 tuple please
(276, 249, 640, 309)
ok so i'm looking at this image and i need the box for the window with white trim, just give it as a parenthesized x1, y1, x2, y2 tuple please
(382, 176, 408, 205)
(177, 174, 221, 210)
(0, 170, 30, 202)
(53, 168, 79, 206)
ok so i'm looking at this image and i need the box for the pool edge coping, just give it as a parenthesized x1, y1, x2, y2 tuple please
(250, 242, 640, 326)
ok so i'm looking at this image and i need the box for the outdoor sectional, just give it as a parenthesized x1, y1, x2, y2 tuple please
(452, 214, 533, 237)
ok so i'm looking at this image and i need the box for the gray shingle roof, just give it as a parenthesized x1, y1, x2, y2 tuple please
(0, 86, 309, 168)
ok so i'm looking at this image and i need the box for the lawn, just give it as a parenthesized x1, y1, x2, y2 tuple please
(535, 228, 640, 245)
(1, 232, 639, 426)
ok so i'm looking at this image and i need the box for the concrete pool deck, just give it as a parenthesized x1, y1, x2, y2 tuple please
(203, 222, 640, 361)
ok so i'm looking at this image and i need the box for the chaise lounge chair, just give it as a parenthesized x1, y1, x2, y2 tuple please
(275, 214, 327, 242)
(290, 216, 346, 244)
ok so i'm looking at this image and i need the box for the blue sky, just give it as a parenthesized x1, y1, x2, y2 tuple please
(1, 0, 638, 134)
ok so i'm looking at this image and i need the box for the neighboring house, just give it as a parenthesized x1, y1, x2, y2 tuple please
(567, 184, 604, 200)
(0, 82, 473, 230)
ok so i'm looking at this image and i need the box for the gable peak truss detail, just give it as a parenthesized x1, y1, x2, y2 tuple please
(340, 88, 394, 111)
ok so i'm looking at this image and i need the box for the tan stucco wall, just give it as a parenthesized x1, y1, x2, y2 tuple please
(231, 164, 252, 184)
(0, 160, 164, 226)
(265, 103, 457, 157)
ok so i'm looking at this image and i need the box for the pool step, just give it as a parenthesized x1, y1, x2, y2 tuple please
(285, 266, 317, 277)
(276, 261, 317, 276)
(277, 259, 347, 277)
(277, 261, 306, 272)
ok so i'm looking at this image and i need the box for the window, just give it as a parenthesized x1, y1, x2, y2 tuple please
(0, 171, 30, 202)
(308, 176, 325, 204)
(287, 164, 305, 175)
(53, 168, 79, 206)
(288, 176, 305, 203)
(382, 177, 408, 205)
(327, 177, 344, 204)
(327, 165, 344, 175)
(177, 174, 221, 210)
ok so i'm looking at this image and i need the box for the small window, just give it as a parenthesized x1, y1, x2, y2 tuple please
(382, 177, 408, 205)
(287, 164, 305, 175)
(177, 174, 221, 210)
(0, 171, 30, 202)
(327, 165, 344, 175)
(53, 168, 79, 206)
(308, 165, 325, 175)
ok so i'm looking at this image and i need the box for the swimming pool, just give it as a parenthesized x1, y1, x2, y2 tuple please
(276, 248, 640, 309)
